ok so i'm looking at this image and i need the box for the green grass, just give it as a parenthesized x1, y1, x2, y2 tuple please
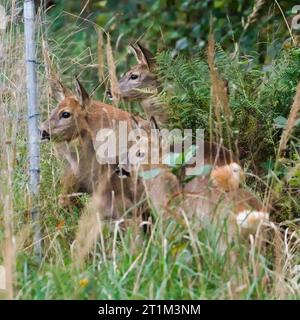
(13, 214, 285, 299)
(10, 144, 299, 300)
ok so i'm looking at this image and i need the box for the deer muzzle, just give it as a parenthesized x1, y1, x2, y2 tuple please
(40, 129, 50, 141)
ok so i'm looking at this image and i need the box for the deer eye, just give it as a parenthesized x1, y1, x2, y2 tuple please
(61, 112, 71, 119)
(130, 74, 138, 80)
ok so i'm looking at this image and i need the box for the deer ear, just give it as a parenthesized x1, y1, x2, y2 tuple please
(74, 77, 90, 108)
(129, 43, 143, 65)
(136, 42, 156, 70)
(50, 79, 72, 103)
(130, 42, 156, 70)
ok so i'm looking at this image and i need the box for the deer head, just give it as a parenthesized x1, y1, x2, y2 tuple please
(40, 78, 91, 142)
(112, 42, 159, 101)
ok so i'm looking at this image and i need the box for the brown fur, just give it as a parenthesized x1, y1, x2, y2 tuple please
(210, 162, 244, 191)
(40, 79, 144, 217)
(170, 178, 269, 249)
(161, 159, 270, 248)
(117, 43, 168, 127)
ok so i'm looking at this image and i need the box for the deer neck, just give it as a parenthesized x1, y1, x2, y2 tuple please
(140, 95, 169, 128)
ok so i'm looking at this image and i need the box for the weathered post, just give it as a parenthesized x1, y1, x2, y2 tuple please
(24, 0, 41, 257)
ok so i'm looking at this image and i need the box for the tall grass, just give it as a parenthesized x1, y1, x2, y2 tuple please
(0, 1, 299, 300)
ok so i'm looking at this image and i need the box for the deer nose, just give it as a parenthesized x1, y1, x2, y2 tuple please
(106, 89, 112, 100)
(41, 130, 50, 140)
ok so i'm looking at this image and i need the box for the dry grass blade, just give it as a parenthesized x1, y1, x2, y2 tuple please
(42, 39, 55, 79)
(278, 82, 300, 156)
(272, 224, 286, 298)
(97, 30, 105, 81)
(106, 33, 119, 103)
(0, 80, 15, 302)
(207, 31, 215, 74)
(244, 0, 266, 31)
(15, 225, 32, 253)
(207, 32, 232, 141)
(0, 0, 23, 299)
(3, 195, 15, 300)
(72, 174, 112, 267)
(72, 200, 103, 267)
(42, 39, 62, 91)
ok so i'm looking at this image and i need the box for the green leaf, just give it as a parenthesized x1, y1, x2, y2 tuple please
(163, 152, 183, 167)
(214, 0, 226, 8)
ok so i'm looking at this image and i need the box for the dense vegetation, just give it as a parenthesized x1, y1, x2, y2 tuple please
(0, 0, 299, 299)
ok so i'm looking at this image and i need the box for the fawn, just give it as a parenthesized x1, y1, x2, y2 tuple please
(41, 79, 100, 206)
(112, 42, 168, 127)
(40, 78, 145, 218)
(168, 162, 270, 249)
(128, 114, 269, 242)
(114, 42, 238, 192)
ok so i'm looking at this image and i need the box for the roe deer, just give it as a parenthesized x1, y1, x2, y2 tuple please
(170, 163, 270, 249)
(41, 79, 101, 206)
(114, 42, 238, 192)
(111, 42, 168, 127)
(40, 78, 145, 217)
(178, 187, 270, 250)
(129, 116, 269, 244)
(128, 118, 182, 213)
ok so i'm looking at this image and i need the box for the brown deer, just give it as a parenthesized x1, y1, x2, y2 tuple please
(41, 77, 183, 220)
(41, 80, 100, 206)
(129, 118, 182, 213)
(123, 115, 269, 243)
(40, 78, 146, 217)
(114, 42, 238, 192)
(41, 76, 186, 220)
(169, 163, 270, 248)
(110, 42, 168, 127)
